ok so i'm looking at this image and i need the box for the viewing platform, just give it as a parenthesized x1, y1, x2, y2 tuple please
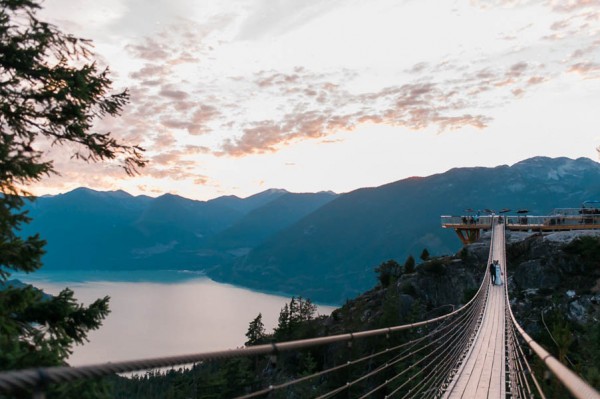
(442, 207, 600, 244)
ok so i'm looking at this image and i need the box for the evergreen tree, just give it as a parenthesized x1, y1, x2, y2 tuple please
(274, 297, 317, 340)
(404, 255, 416, 274)
(420, 248, 430, 261)
(375, 259, 403, 287)
(292, 296, 317, 324)
(245, 313, 265, 346)
(275, 303, 291, 339)
(0, 0, 145, 389)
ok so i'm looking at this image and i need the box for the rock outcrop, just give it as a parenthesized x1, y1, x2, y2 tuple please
(506, 230, 600, 326)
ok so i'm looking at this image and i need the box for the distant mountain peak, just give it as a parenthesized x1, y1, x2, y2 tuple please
(110, 189, 133, 198)
(512, 155, 555, 165)
(69, 187, 96, 194)
(63, 187, 134, 199)
(510, 156, 600, 181)
(242, 188, 289, 202)
(512, 156, 598, 168)
(157, 192, 184, 200)
(254, 188, 289, 196)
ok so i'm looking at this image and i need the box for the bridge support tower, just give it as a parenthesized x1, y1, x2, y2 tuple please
(453, 228, 481, 245)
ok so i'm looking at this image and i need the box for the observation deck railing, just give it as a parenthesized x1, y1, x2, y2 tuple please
(505, 214, 600, 230)
(440, 215, 494, 229)
(442, 214, 600, 231)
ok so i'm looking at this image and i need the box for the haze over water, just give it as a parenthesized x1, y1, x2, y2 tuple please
(19, 271, 335, 366)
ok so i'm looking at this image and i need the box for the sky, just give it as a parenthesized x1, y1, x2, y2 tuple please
(30, 0, 600, 200)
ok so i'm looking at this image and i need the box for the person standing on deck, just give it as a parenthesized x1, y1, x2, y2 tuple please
(494, 261, 503, 285)
(489, 262, 496, 284)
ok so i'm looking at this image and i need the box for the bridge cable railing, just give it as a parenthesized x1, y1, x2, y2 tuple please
(381, 299, 482, 399)
(0, 260, 493, 398)
(358, 261, 491, 399)
(325, 290, 486, 399)
(236, 311, 462, 399)
(501, 222, 600, 399)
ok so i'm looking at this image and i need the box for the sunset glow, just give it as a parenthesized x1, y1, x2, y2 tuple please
(34, 0, 600, 200)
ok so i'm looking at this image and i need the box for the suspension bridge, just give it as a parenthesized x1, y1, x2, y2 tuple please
(1, 218, 599, 398)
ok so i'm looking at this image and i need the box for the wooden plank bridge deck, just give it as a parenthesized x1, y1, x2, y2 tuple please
(444, 223, 506, 398)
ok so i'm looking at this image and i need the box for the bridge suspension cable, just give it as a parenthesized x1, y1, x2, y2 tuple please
(499, 219, 600, 399)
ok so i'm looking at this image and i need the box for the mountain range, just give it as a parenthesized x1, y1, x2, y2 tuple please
(21, 187, 336, 271)
(20, 156, 600, 303)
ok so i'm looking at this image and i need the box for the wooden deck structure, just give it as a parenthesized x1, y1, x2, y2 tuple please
(444, 222, 507, 398)
(442, 213, 600, 244)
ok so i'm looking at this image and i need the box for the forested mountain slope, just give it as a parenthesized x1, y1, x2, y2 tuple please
(212, 157, 600, 303)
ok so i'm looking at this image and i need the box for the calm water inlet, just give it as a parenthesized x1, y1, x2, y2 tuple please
(17, 271, 336, 366)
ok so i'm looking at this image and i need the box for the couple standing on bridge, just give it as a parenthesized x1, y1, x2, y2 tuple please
(489, 260, 503, 285)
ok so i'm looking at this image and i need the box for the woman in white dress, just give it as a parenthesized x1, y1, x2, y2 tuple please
(494, 261, 503, 285)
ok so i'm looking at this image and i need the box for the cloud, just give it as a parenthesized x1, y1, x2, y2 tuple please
(220, 121, 284, 156)
(110, 17, 233, 159)
(568, 61, 600, 77)
(508, 62, 529, 77)
(108, 3, 566, 161)
(54, 3, 600, 176)
(406, 62, 429, 74)
(28, 0, 600, 200)
(218, 79, 495, 156)
(137, 185, 164, 195)
(126, 38, 171, 61)
(183, 144, 211, 154)
(551, 0, 600, 13)
(152, 132, 177, 149)
(160, 117, 192, 130)
(550, 19, 571, 30)
(124, 15, 225, 63)
(188, 105, 221, 135)
(526, 76, 547, 85)
(130, 64, 172, 81)
(159, 87, 190, 100)
(194, 176, 209, 185)
(143, 166, 196, 181)
(236, 0, 344, 40)
(215, 55, 556, 156)
(142, 148, 203, 181)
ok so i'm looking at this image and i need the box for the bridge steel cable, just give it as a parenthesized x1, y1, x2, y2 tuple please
(352, 285, 487, 399)
(234, 315, 460, 399)
(391, 309, 481, 399)
(343, 302, 481, 399)
(441, 219, 499, 398)
(314, 297, 484, 399)
(401, 307, 485, 398)
(345, 223, 497, 399)
(499, 221, 600, 399)
(401, 302, 489, 399)
(407, 240, 495, 399)
(235, 332, 434, 399)
(317, 262, 492, 399)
